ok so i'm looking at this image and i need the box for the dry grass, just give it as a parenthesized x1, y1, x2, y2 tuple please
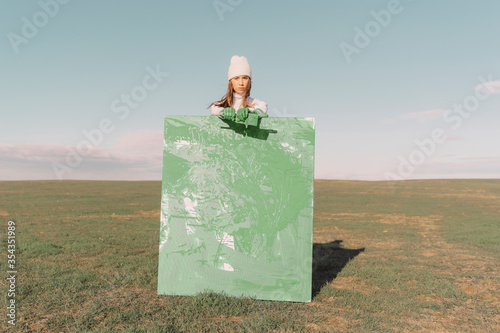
(1, 179, 499, 332)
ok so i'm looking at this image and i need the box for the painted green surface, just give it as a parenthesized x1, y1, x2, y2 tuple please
(158, 116, 315, 302)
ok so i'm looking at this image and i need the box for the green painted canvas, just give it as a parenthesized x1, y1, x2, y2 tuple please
(158, 116, 315, 302)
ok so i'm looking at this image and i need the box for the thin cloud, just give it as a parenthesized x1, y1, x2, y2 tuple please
(0, 143, 113, 163)
(425, 155, 500, 173)
(456, 155, 500, 163)
(112, 131, 163, 156)
(382, 78, 500, 125)
(0, 131, 164, 180)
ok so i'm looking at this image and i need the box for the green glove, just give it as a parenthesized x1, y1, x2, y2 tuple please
(236, 108, 250, 122)
(245, 113, 259, 127)
(221, 107, 236, 121)
(252, 108, 269, 118)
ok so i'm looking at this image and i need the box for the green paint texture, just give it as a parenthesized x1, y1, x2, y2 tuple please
(158, 116, 315, 302)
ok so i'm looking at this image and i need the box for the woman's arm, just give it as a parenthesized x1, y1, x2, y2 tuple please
(249, 99, 268, 113)
(210, 104, 223, 116)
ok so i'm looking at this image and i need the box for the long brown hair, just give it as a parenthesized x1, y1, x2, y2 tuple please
(209, 79, 253, 109)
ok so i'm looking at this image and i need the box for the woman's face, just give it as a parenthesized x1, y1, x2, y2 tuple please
(231, 75, 250, 95)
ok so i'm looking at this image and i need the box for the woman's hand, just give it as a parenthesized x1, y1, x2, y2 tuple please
(252, 108, 269, 118)
(221, 107, 236, 121)
(236, 108, 250, 122)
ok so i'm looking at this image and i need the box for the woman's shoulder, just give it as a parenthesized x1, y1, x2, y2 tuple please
(210, 103, 223, 115)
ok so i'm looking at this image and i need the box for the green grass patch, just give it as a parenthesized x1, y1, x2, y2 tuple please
(1, 179, 499, 332)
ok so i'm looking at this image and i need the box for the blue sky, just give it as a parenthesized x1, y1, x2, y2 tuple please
(1, 0, 499, 180)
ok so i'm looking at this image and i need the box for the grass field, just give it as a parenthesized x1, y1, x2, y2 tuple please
(1, 179, 499, 332)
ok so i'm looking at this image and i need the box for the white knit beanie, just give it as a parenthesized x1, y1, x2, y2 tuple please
(227, 55, 252, 81)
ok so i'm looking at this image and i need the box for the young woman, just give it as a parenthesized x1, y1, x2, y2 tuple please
(210, 55, 267, 121)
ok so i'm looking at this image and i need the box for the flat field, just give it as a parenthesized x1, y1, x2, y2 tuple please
(1, 179, 499, 332)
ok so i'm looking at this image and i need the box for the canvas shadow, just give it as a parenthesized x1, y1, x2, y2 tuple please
(312, 240, 365, 298)
(219, 118, 278, 140)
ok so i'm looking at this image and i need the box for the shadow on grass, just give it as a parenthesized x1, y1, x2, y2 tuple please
(312, 240, 365, 298)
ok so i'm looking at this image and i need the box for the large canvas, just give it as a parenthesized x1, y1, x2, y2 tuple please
(158, 116, 315, 302)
